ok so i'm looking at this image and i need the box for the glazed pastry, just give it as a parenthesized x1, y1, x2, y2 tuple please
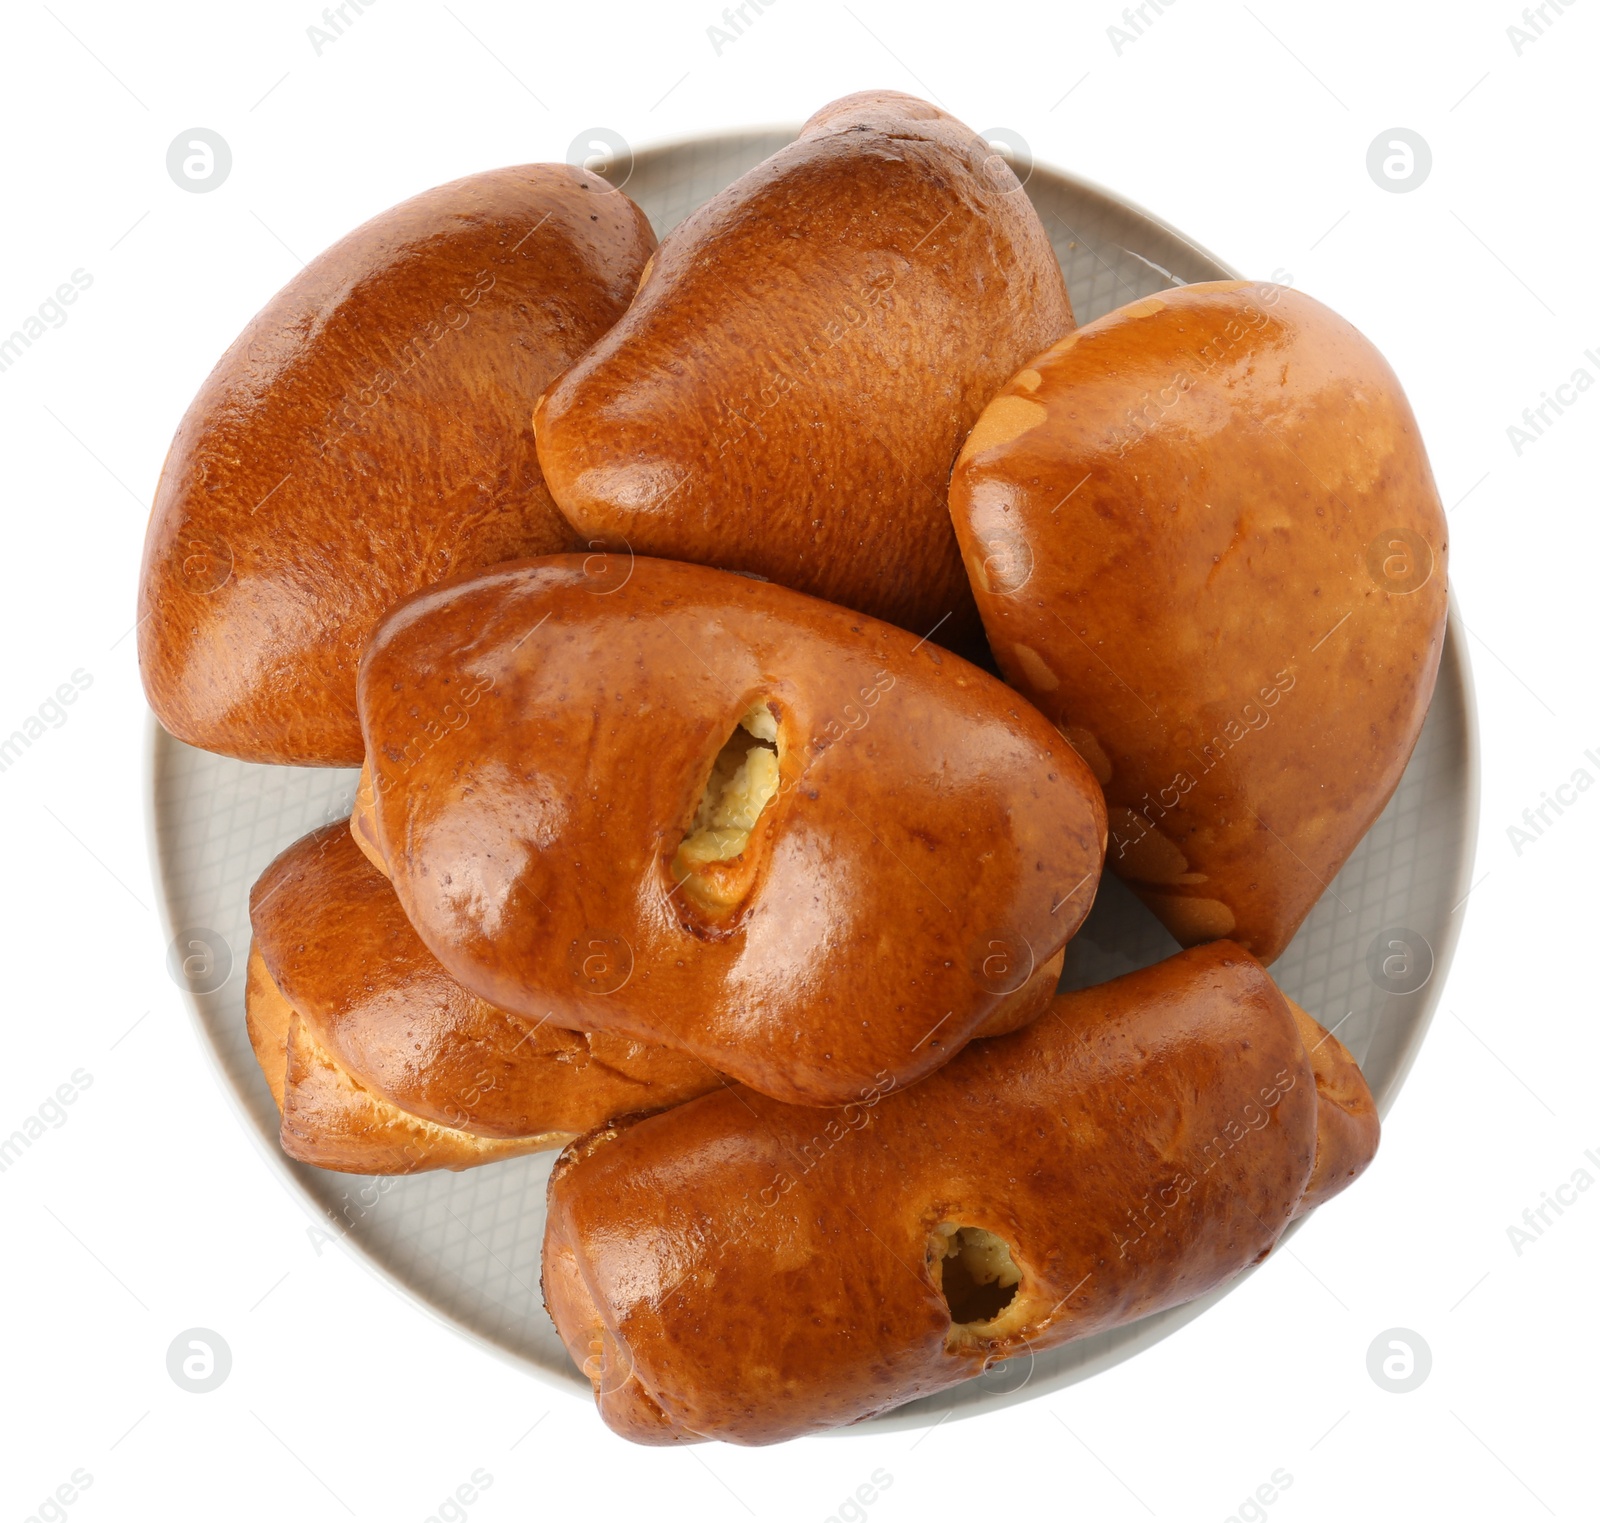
(356, 556, 1106, 1107)
(246, 824, 722, 1174)
(947, 281, 1448, 962)
(1282, 995, 1382, 1213)
(532, 91, 1074, 655)
(542, 941, 1379, 1445)
(352, 759, 1065, 1043)
(139, 164, 655, 766)
(245, 944, 562, 1174)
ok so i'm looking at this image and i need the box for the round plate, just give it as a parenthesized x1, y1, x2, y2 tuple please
(147, 128, 1479, 1428)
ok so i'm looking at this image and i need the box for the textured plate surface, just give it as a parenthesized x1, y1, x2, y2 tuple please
(147, 128, 1479, 1427)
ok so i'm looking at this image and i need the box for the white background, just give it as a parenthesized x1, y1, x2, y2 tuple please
(1, 1, 1594, 1518)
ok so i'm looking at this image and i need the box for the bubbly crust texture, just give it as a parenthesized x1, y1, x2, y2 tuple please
(542, 941, 1379, 1445)
(247, 824, 721, 1167)
(948, 282, 1449, 963)
(531, 91, 1075, 656)
(356, 555, 1107, 1107)
(138, 163, 656, 766)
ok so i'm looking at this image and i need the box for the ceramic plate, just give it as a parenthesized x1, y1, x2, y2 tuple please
(146, 128, 1479, 1430)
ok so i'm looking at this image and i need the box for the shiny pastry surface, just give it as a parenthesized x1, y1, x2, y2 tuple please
(357, 555, 1107, 1107)
(139, 163, 654, 765)
(542, 941, 1378, 1445)
(247, 944, 566, 1175)
(948, 281, 1448, 962)
(246, 825, 722, 1171)
(532, 91, 1075, 655)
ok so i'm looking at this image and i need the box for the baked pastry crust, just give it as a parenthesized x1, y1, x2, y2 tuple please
(139, 163, 654, 765)
(247, 944, 567, 1174)
(532, 91, 1074, 655)
(542, 941, 1378, 1444)
(356, 556, 1107, 1107)
(245, 825, 722, 1173)
(949, 282, 1448, 962)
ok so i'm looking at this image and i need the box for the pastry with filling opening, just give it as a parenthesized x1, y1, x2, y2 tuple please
(355, 555, 1106, 1106)
(542, 940, 1379, 1444)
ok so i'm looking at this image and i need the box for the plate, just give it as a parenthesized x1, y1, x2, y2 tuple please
(146, 128, 1480, 1428)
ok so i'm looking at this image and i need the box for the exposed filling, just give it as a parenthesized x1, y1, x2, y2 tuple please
(672, 704, 781, 914)
(934, 1225, 1022, 1326)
